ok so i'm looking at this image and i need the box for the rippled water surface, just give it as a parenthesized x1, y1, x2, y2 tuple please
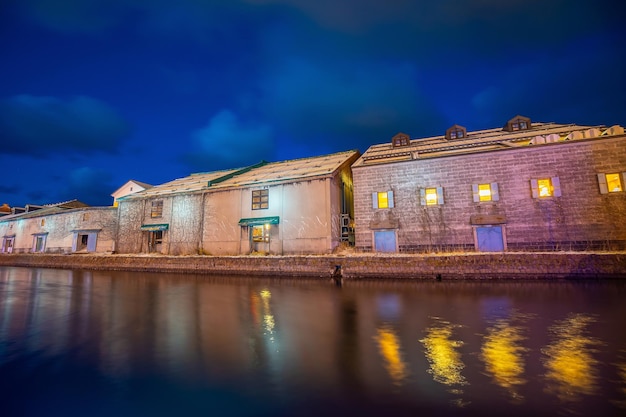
(1, 267, 625, 416)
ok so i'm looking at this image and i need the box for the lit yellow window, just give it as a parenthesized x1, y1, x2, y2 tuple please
(478, 184, 492, 201)
(606, 173, 623, 192)
(378, 192, 389, 209)
(425, 188, 438, 205)
(537, 179, 552, 197)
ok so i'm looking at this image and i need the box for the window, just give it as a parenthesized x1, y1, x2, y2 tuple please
(392, 133, 410, 148)
(446, 125, 467, 140)
(472, 183, 500, 202)
(420, 187, 444, 206)
(504, 116, 531, 132)
(252, 189, 269, 210)
(530, 177, 561, 198)
(251, 224, 270, 242)
(598, 173, 625, 194)
(151, 200, 163, 218)
(372, 191, 394, 209)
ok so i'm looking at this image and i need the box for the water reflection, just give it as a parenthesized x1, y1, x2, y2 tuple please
(481, 318, 527, 402)
(542, 313, 600, 403)
(420, 318, 468, 408)
(374, 325, 408, 386)
(1, 267, 626, 417)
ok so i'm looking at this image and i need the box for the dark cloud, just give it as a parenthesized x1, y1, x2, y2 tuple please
(259, 57, 445, 145)
(0, 95, 130, 156)
(58, 167, 115, 206)
(182, 109, 274, 171)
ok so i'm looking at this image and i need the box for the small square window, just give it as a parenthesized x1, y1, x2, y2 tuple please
(425, 188, 438, 205)
(252, 189, 269, 210)
(421, 187, 443, 206)
(478, 184, 492, 201)
(151, 200, 163, 218)
(537, 179, 552, 197)
(473, 183, 500, 202)
(372, 191, 394, 209)
(378, 192, 389, 208)
(531, 177, 561, 198)
(606, 173, 623, 192)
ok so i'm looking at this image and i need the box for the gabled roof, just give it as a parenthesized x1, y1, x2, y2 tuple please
(354, 121, 624, 167)
(111, 180, 153, 198)
(208, 150, 359, 189)
(0, 200, 92, 222)
(120, 150, 360, 199)
(121, 169, 240, 199)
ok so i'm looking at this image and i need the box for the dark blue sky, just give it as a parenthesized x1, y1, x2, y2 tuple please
(1, 0, 625, 206)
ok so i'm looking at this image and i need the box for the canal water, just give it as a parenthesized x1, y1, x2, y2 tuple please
(1, 267, 625, 417)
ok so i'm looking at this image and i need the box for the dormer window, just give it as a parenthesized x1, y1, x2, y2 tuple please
(504, 115, 531, 132)
(445, 124, 466, 140)
(392, 133, 410, 148)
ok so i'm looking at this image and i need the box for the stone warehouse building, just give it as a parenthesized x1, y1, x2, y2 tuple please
(0, 200, 117, 254)
(352, 116, 626, 252)
(115, 150, 360, 255)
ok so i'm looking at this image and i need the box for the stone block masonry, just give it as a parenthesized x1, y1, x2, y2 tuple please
(1, 253, 625, 280)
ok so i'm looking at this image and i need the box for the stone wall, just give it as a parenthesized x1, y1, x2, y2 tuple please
(353, 136, 626, 252)
(1, 253, 624, 279)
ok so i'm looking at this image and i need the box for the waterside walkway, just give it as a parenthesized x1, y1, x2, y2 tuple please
(1, 252, 625, 280)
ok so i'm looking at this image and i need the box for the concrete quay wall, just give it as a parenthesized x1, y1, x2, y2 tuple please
(1, 253, 625, 280)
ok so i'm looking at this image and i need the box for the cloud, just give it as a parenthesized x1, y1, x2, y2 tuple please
(470, 32, 626, 127)
(183, 109, 274, 170)
(259, 57, 445, 147)
(0, 95, 130, 156)
(58, 166, 115, 206)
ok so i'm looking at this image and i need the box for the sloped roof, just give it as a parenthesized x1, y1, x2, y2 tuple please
(209, 150, 359, 189)
(111, 179, 153, 196)
(0, 200, 94, 222)
(121, 150, 359, 199)
(122, 169, 238, 199)
(353, 122, 624, 167)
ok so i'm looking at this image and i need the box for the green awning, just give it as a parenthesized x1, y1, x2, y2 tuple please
(238, 216, 280, 226)
(140, 223, 169, 231)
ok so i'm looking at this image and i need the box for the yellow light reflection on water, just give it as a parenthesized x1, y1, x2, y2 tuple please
(542, 314, 599, 402)
(481, 321, 526, 401)
(375, 326, 408, 386)
(421, 321, 466, 387)
(259, 289, 274, 335)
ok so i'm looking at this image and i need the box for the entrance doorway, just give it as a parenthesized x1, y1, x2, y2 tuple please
(148, 230, 163, 253)
(475, 226, 505, 252)
(73, 232, 98, 252)
(250, 224, 270, 253)
(373, 230, 397, 252)
(1, 236, 14, 253)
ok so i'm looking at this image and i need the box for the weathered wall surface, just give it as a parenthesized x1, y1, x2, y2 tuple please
(1, 253, 624, 279)
(0, 208, 116, 254)
(353, 136, 626, 252)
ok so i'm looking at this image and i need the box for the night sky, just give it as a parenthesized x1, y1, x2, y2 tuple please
(1, 0, 625, 207)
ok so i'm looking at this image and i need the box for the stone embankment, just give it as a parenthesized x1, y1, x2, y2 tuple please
(1, 252, 625, 280)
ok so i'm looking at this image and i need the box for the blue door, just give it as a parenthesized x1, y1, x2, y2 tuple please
(476, 226, 504, 252)
(374, 230, 397, 252)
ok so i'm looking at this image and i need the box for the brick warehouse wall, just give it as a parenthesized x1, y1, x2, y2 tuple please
(353, 135, 626, 252)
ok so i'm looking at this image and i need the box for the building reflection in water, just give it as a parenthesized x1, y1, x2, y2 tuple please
(481, 319, 527, 402)
(542, 313, 599, 403)
(420, 318, 468, 407)
(374, 325, 408, 386)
